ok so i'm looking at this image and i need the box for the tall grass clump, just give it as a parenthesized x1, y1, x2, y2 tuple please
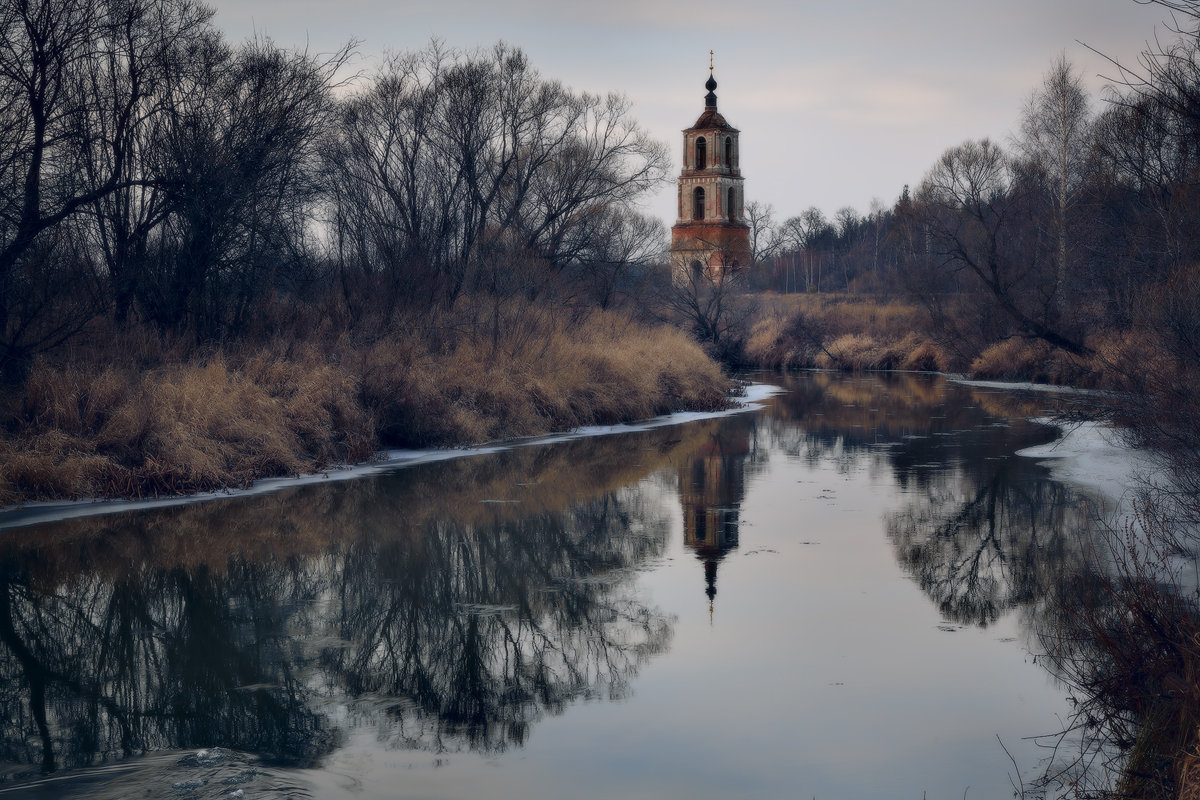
(969, 339, 1084, 384)
(358, 300, 730, 448)
(0, 302, 731, 506)
(743, 293, 952, 372)
(1, 352, 378, 504)
(742, 292, 1143, 387)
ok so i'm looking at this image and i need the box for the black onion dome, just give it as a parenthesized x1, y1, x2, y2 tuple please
(704, 73, 717, 107)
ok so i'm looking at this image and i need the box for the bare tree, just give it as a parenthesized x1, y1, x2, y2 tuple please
(567, 209, 665, 309)
(0, 0, 210, 377)
(915, 138, 1091, 355)
(653, 260, 746, 357)
(744, 200, 782, 266)
(326, 43, 669, 319)
(1087, 5, 1200, 278)
(834, 206, 860, 240)
(80, 0, 215, 325)
(779, 207, 834, 292)
(867, 197, 888, 277)
(138, 37, 351, 337)
(1017, 54, 1091, 318)
(1104, 0, 1200, 132)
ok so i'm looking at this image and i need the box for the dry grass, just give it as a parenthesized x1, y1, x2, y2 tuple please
(1, 417, 722, 584)
(969, 338, 1088, 385)
(0, 302, 731, 506)
(743, 292, 1151, 389)
(967, 327, 1173, 391)
(357, 301, 729, 447)
(744, 294, 953, 372)
(1, 354, 378, 503)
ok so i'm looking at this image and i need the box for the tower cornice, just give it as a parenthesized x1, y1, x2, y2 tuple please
(684, 107, 738, 133)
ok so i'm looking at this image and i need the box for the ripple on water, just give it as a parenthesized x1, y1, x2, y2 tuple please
(0, 749, 315, 800)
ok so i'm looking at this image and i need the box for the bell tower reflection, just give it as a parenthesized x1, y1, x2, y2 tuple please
(679, 425, 751, 614)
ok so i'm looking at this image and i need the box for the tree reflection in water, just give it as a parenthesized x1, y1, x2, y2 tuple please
(0, 558, 333, 775)
(888, 456, 1095, 627)
(0, 373, 1112, 794)
(0, 427, 697, 777)
(767, 372, 1098, 626)
(320, 494, 673, 753)
(762, 373, 1121, 792)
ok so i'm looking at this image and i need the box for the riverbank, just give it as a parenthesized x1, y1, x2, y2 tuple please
(1013, 405, 1200, 799)
(0, 305, 733, 508)
(741, 293, 1142, 389)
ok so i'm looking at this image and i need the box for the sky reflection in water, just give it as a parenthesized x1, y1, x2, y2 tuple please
(0, 372, 1100, 799)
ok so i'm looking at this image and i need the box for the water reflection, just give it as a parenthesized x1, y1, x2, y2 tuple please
(320, 493, 672, 754)
(0, 428, 711, 781)
(888, 454, 1094, 626)
(765, 372, 1096, 625)
(0, 373, 1108, 796)
(678, 417, 759, 608)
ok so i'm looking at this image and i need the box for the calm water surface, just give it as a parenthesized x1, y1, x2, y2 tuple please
(0, 372, 1102, 799)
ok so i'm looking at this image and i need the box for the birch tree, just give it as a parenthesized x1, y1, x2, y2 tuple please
(1017, 55, 1091, 318)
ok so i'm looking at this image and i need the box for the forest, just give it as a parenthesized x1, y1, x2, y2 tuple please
(739, 28, 1200, 385)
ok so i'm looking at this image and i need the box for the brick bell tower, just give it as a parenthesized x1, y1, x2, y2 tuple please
(670, 56, 751, 283)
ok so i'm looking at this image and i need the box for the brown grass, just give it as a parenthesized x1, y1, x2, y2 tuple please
(357, 301, 729, 447)
(742, 292, 1151, 389)
(969, 339, 1087, 385)
(744, 293, 953, 372)
(0, 302, 731, 506)
(0, 417, 723, 584)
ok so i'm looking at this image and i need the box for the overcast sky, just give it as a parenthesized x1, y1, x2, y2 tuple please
(208, 0, 1178, 226)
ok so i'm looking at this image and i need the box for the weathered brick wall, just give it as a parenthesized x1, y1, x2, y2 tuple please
(669, 82, 750, 285)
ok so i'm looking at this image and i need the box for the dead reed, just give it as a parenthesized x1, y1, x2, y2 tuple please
(744, 294, 953, 372)
(0, 302, 732, 506)
(1026, 488, 1200, 800)
(743, 292, 1142, 388)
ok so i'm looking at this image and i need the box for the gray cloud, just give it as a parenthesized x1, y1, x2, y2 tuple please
(209, 0, 1176, 222)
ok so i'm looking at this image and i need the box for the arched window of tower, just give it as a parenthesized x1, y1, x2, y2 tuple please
(695, 136, 707, 170)
(725, 137, 732, 167)
(728, 187, 736, 221)
(690, 260, 703, 280)
(693, 187, 705, 221)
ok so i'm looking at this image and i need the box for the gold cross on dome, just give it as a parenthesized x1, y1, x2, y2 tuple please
(709, 50, 714, 73)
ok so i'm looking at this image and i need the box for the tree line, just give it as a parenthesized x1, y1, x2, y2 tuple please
(748, 0, 1200, 365)
(7, 0, 1198, 383)
(0, 0, 669, 381)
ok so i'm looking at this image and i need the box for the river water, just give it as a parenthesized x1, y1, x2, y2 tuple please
(0, 372, 1106, 799)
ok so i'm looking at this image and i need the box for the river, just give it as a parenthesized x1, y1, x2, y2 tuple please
(0, 372, 1107, 799)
